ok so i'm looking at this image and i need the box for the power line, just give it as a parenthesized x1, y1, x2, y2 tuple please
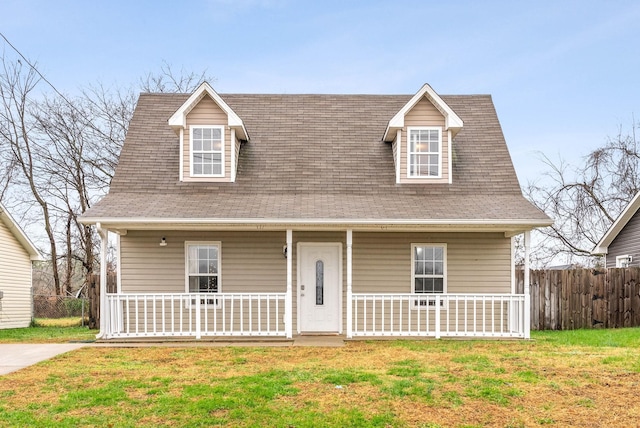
(0, 31, 85, 116)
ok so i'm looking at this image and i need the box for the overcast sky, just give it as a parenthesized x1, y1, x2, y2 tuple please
(1, 0, 639, 187)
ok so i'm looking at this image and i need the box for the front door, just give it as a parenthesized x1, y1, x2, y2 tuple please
(298, 243, 341, 333)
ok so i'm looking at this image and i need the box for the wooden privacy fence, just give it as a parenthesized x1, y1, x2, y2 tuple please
(517, 267, 640, 330)
(87, 274, 117, 329)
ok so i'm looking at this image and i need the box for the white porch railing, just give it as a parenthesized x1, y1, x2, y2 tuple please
(351, 293, 526, 338)
(104, 293, 287, 339)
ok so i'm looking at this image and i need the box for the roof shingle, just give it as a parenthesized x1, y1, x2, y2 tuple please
(83, 92, 550, 224)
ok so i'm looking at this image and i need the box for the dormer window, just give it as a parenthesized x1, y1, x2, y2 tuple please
(190, 125, 224, 177)
(408, 127, 441, 178)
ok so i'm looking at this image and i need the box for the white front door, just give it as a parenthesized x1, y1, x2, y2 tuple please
(298, 243, 341, 333)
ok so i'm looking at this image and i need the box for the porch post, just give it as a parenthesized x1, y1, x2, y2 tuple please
(346, 230, 353, 339)
(286, 229, 293, 338)
(96, 223, 108, 339)
(524, 230, 531, 339)
(509, 235, 516, 333)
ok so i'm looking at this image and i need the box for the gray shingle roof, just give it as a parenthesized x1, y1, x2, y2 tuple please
(83, 92, 550, 226)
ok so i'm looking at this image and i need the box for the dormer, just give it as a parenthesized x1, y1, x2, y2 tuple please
(383, 84, 463, 184)
(169, 82, 248, 182)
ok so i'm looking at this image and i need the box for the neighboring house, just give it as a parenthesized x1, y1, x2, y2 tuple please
(593, 191, 640, 268)
(0, 203, 43, 329)
(80, 82, 551, 340)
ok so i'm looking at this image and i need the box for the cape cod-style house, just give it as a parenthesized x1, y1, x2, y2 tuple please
(80, 82, 552, 340)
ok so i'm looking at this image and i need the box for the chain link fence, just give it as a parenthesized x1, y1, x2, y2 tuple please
(33, 294, 89, 324)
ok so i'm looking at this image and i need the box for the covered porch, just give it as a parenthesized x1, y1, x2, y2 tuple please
(95, 226, 534, 340)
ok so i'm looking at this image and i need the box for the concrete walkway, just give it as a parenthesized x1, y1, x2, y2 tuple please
(0, 344, 87, 376)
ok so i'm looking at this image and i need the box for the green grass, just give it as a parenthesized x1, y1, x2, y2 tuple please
(0, 323, 95, 343)
(531, 328, 640, 347)
(1, 328, 640, 426)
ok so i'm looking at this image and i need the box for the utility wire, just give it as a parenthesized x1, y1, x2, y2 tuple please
(0, 31, 79, 111)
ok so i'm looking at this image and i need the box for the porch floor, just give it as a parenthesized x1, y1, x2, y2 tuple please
(92, 335, 345, 348)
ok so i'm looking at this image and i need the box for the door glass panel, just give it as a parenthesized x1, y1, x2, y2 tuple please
(316, 260, 324, 305)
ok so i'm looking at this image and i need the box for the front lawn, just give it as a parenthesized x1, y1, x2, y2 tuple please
(0, 329, 639, 427)
(0, 319, 95, 343)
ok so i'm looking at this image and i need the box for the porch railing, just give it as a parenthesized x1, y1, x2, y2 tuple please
(351, 293, 526, 338)
(104, 293, 287, 339)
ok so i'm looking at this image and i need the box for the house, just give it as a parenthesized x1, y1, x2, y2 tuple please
(593, 191, 640, 268)
(80, 82, 552, 340)
(0, 202, 43, 329)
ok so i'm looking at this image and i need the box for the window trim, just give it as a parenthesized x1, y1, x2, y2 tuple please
(184, 241, 222, 305)
(411, 243, 447, 308)
(189, 125, 225, 178)
(616, 254, 633, 268)
(406, 126, 442, 179)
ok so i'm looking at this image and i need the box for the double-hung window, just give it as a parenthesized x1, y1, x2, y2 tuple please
(408, 127, 441, 178)
(186, 242, 220, 305)
(412, 244, 446, 307)
(191, 126, 224, 177)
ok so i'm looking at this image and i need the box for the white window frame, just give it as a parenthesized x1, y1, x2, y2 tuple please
(189, 125, 225, 178)
(185, 241, 222, 306)
(616, 255, 633, 268)
(407, 126, 442, 179)
(411, 243, 447, 308)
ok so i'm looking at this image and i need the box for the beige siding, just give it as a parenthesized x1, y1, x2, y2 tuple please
(182, 95, 231, 182)
(0, 218, 33, 329)
(401, 97, 449, 183)
(120, 231, 286, 294)
(353, 232, 511, 294)
(120, 231, 511, 334)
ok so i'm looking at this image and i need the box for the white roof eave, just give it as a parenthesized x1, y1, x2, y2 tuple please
(167, 81, 249, 141)
(592, 190, 640, 255)
(382, 83, 463, 142)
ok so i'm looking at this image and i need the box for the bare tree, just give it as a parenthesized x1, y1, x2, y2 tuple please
(525, 119, 640, 266)
(140, 60, 213, 93)
(0, 56, 63, 294)
(1, 55, 215, 297)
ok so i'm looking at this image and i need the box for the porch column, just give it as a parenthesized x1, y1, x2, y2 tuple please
(524, 230, 531, 339)
(346, 230, 353, 338)
(509, 236, 516, 333)
(286, 229, 293, 338)
(96, 223, 108, 339)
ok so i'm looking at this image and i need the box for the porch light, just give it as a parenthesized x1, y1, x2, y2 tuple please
(160, 237, 167, 247)
(282, 244, 288, 258)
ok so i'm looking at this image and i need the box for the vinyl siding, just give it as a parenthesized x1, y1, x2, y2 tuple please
(119, 231, 512, 334)
(120, 231, 286, 293)
(606, 209, 640, 268)
(182, 95, 231, 182)
(352, 232, 512, 334)
(0, 218, 33, 329)
(401, 97, 449, 183)
(352, 232, 511, 293)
